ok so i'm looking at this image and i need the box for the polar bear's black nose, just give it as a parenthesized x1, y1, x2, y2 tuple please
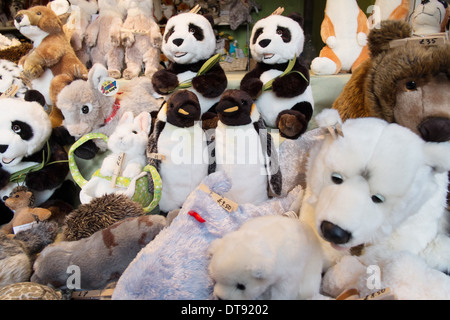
(321, 221, 351, 245)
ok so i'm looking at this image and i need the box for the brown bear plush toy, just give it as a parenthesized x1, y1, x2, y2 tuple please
(14, 5, 88, 127)
(333, 20, 450, 206)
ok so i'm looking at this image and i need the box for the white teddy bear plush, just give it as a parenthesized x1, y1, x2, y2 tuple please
(208, 214, 323, 300)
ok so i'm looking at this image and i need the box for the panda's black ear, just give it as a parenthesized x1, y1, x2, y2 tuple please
(24, 90, 46, 107)
(203, 14, 215, 28)
(288, 12, 304, 28)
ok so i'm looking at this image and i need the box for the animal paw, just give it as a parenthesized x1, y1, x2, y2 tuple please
(108, 69, 122, 79)
(23, 64, 44, 80)
(276, 110, 308, 139)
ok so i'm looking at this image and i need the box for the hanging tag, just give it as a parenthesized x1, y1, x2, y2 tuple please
(111, 152, 125, 187)
(1, 84, 20, 98)
(198, 183, 239, 213)
(148, 152, 166, 161)
(98, 77, 119, 96)
(327, 124, 344, 139)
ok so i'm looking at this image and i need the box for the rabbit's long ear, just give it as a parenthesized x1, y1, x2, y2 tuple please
(119, 111, 134, 125)
(135, 112, 152, 135)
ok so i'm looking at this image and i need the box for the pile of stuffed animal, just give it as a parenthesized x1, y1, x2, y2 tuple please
(0, 0, 450, 301)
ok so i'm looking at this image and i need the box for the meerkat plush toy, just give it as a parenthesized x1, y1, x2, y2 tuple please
(147, 90, 210, 214)
(240, 10, 314, 140)
(151, 8, 227, 118)
(213, 89, 282, 205)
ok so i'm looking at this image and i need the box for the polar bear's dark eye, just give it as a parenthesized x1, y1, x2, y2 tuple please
(406, 81, 417, 91)
(331, 173, 343, 184)
(81, 105, 90, 114)
(236, 283, 246, 290)
(371, 194, 385, 204)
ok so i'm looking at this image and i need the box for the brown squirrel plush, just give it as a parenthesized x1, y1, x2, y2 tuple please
(1, 186, 52, 236)
(14, 5, 88, 127)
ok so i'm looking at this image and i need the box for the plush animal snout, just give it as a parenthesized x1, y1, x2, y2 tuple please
(258, 39, 271, 48)
(14, 14, 24, 24)
(0, 144, 8, 153)
(320, 221, 352, 245)
(418, 117, 450, 142)
(173, 38, 184, 47)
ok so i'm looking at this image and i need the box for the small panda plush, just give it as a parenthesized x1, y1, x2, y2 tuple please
(240, 12, 314, 140)
(147, 90, 210, 214)
(213, 89, 282, 205)
(152, 12, 227, 116)
(0, 96, 69, 222)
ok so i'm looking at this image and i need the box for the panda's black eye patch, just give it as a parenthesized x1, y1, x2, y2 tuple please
(252, 28, 264, 44)
(188, 23, 204, 41)
(165, 26, 175, 43)
(276, 26, 291, 43)
(11, 120, 33, 141)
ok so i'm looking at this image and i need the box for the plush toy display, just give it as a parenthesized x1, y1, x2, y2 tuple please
(112, 171, 302, 300)
(213, 89, 282, 204)
(56, 63, 161, 153)
(310, 0, 370, 75)
(84, 0, 126, 79)
(14, 5, 88, 127)
(1, 186, 52, 235)
(148, 90, 209, 214)
(151, 10, 227, 116)
(228, 0, 261, 31)
(77, 111, 152, 204)
(0, 97, 69, 219)
(299, 109, 450, 277)
(32, 215, 166, 290)
(121, 0, 163, 79)
(208, 214, 323, 300)
(0, 221, 58, 287)
(410, 0, 450, 35)
(240, 11, 314, 140)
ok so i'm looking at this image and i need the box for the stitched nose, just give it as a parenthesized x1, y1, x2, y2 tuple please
(0, 145, 8, 154)
(320, 221, 352, 245)
(173, 38, 184, 47)
(15, 14, 23, 24)
(259, 39, 271, 48)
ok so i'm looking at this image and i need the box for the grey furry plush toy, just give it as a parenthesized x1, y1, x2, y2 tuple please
(62, 193, 147, 241)
(31, 215, 167, 290)
(0, 221, 58, 287)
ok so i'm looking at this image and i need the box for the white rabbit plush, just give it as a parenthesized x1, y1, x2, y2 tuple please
(79, 111, 151, 204)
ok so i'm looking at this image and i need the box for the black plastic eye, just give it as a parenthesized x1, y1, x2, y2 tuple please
(12, 124, 21, 133)
(36, 11, 41, 15)
(132, 130, 138, 134)
(331, 173, 344, 185)
(406, 81, 417, 90)
(81, 105, 90, 114)
(236, 283, 246, 290)
(371, 194, 385, 204)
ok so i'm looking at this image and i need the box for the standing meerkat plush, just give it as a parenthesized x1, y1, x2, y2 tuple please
(151, 9, 227, 117)
(240, 10, 314, 140)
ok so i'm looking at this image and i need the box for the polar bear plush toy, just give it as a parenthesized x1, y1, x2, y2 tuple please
(300, 109, 450, 276)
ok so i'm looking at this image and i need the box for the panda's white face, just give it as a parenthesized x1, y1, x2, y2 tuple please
(0, 98, 51, 167)
(250, 15, 305, 64)
(162, 13, 216, 64)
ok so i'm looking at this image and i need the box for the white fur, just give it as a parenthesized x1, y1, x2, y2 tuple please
(300, 109, 450, 272)
(374, 0, 404, 21)
(79, 111, 151, 204)
(208, 214, 323, 300)
(0, 60, 29, 98)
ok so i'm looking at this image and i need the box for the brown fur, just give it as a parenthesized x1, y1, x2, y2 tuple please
(16, 6, 88, 127)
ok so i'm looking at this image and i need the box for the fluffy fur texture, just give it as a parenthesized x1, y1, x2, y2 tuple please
(62, 193, 146, 241)
(0, 98, 69, 213)
(121, 0, 162, 79)
(0, 221, 58, 287)
(208, 214, 323, 300)
(148, 90, 209, 213)
(32, 215, 166, 290)
(410, 0, 450, 34)
(310, 0, 370, 75)
(84, 0, 126, 79)
(152, 12, 227, 115)
(333, 20, 450, 143)
(79, 111, 151, 204)
(112, 171, 302, 300)
(57, 63, 161, 152)
(240, 13, 314, 139)
(300, 109, 450, 275)
(14, 5, 88, 127)
(0, 59, 30, 98)
(213, 89, 282, 204)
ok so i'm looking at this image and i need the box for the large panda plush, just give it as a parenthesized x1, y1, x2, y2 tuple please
(0, 96, 70, 224)
(151, 12, 227, 116)
(240, 12, 314, 140)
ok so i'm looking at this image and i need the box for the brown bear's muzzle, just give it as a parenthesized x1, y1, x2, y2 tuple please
(418, 117, 450, 142)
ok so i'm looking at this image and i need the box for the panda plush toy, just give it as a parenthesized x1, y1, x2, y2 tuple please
(0, 95, 70, 224)
(151, 11, 227, 118)
(240, 12, 314, 140)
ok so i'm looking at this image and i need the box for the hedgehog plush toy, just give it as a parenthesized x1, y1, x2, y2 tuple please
(240, 11, 314, 139)
(151, 10, 227, 118)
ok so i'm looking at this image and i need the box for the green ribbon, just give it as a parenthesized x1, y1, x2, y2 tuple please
(262, 56, 309, 92)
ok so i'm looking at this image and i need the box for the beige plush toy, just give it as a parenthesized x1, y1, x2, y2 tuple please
(1, 186, 52, 236)
(121, 0, 163, 79)
(85, 0, 126, 79)
(410, 0, 450, 35)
